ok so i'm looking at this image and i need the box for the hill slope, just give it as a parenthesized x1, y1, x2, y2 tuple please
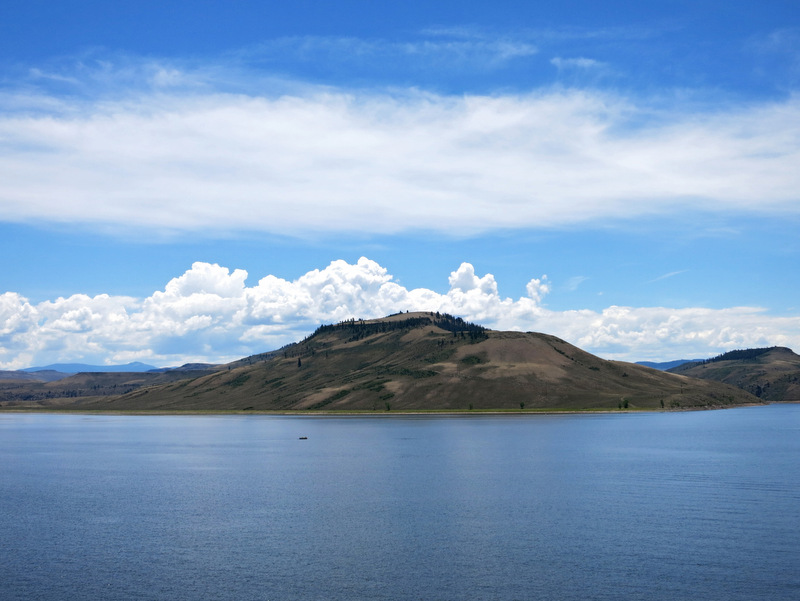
(64, 312, 758, 412)
(668, 347, 800, 402)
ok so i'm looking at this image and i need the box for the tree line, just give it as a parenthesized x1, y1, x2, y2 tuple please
(309, 312, 488, 343)
(702, 347, 777, 364)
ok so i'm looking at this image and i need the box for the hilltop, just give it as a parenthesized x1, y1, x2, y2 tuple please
(18, 311, 757, 413)
(668, 346, 800, 402)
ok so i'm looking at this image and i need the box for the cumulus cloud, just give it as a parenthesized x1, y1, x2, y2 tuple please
(1, 258, 797, 369)
(1, 64, 799, 236)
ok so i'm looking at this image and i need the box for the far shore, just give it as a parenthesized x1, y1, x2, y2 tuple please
(0, 402, 774, 417)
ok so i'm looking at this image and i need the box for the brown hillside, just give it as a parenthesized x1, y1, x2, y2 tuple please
(62, 312, 759, 412)
(669, 346, 800, 402)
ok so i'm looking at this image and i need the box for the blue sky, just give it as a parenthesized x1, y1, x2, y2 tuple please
(1, 1, 799, 368)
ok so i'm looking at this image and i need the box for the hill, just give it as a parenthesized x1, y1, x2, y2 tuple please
(0, 369, 70, 383)
(149, 363, 221, 372)
(43, 312, 759, 413)
(668, 347, 800, 402)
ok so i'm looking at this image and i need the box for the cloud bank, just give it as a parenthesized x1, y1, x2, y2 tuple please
(1, 258, 796, 369)
(1, 63, 799, 236)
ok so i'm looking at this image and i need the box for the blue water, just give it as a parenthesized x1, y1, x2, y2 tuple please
(1, 405, 799, 601)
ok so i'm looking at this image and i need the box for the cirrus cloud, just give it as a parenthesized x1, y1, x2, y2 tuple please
(1, 62, 799, 237)
(1, 258, 797, 369)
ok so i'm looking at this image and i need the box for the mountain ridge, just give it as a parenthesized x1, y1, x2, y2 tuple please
(21, 361, 159, 374)
(636, 359, 704, 371)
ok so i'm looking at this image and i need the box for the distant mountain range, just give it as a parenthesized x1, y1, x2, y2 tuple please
(22, 361, 158, 374)
(636, 359, 704, 371)
(0, 366, 220, 404)
(0, 362, 223, 392)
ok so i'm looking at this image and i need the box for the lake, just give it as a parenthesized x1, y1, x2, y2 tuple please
(2, 405, 799, 600)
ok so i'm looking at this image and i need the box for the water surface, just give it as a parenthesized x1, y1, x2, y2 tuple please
(2, 405, 799, 600)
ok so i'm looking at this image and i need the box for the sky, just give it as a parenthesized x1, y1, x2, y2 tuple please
(1, 1, 799, 369)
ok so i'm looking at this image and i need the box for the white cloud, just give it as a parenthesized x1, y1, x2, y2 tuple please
(246, 34, 539, 69)
(1, 66, 799, 237)
(1, 258, 797, 369)
(647, 270, 688, 283)
(550, 57, 605, 69)
(564, 276, 589, 292)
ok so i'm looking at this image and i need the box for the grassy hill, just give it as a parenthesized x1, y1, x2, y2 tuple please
(668, 346, 800, 402)
(36, 312, 758, 413)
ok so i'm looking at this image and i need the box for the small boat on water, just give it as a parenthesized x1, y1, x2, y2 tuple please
(299, 436, 308, 440)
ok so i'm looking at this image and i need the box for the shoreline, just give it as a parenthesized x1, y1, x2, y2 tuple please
(0, 402, 773, 417)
